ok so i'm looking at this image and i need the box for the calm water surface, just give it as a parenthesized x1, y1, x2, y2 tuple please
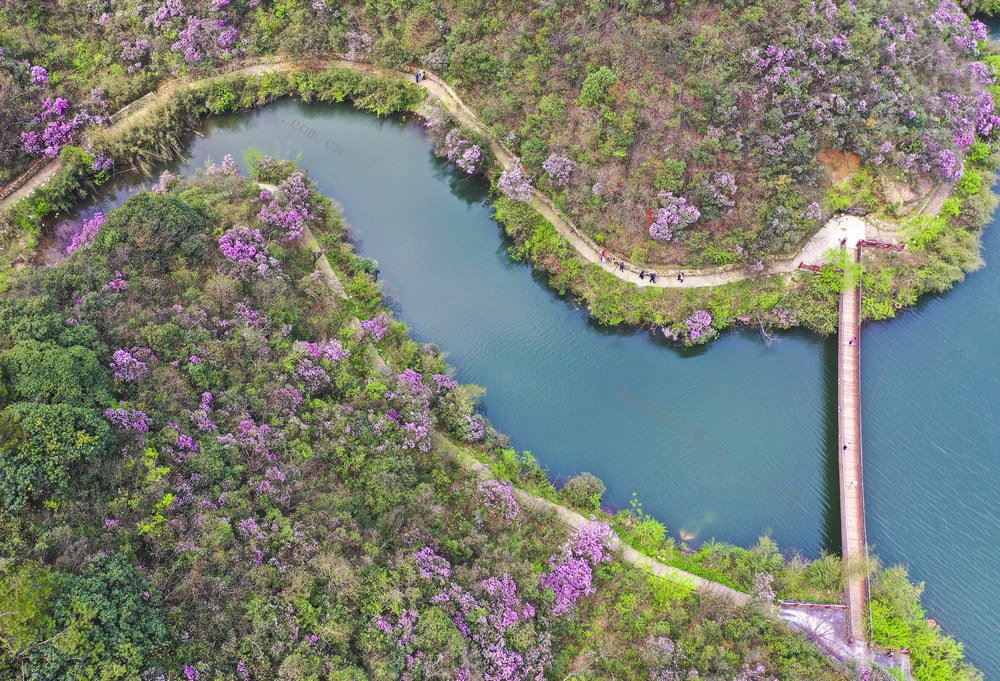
(69, 99, 997, 675)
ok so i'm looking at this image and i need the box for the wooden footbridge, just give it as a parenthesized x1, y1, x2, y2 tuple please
(838, 242, 869, 643)
(772, 238, 917, 677)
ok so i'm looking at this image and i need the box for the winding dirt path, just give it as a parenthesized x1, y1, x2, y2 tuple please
(0, 56, 900, 289)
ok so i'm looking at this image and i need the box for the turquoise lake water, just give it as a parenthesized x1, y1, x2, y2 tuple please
(69, 99, 998, 676)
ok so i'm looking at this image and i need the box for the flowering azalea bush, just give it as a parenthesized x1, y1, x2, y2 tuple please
(444, 129, 483, 174)
(257, 171, 315, 241)
(540, 521, 614, 615)
(218, 225, 279, 279)
(67, 212, 106, 254)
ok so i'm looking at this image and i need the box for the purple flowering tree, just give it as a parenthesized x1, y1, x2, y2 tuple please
(684, 309, 714, 343)
(477, 479, 520, 522)
(648, 192, 701, 242)
(21, 97, 104, 158)
(444, 129, 482, 175)
(218, 225, 279, 279)
(498, 160, 534, 202)
(360, 312, 391, 342)
(110, 348, 157, 382)
(541, 153, 574, 187)
(286, 339, 350, 394)
(706, 172, 737, 208)
(257, 172, 314, 241)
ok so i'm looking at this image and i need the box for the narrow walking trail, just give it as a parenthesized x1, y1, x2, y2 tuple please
(1, 56, 894, 290)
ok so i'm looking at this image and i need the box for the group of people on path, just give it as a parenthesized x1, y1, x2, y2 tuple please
(600, 249, 689, 286)
(414, 70, 429, 83)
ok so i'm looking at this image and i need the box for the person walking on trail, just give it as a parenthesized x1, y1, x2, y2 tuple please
(415, 72, 420, 83)
(677, 272, 684, 283)
(649, 270, 657, 283)
(848, 337, 857, 345)
(618, 260, 626, 272)
(601, 249, 607, 265)
(640, 270, 646, 280)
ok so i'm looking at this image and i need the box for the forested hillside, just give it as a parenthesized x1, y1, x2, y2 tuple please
(3, 0, 999, 264)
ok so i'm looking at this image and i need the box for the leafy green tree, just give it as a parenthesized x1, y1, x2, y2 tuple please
(0, 403, 110, 514)
(448, 42, 501, 86)
(578, 66, 619, 108)
(0, 339, 112, 408)
(24, 554, 167, 681)
(0, 297, 104, 353)
(0, 561, 57, 677)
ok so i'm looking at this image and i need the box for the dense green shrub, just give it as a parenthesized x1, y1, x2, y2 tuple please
(96, 192, 210, 258)
(559, 472, 606, 511)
